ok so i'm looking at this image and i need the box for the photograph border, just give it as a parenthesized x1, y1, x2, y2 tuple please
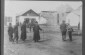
(1, 0, 84, 55)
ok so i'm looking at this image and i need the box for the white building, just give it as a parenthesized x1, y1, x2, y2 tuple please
(57, 4, 73, 24)
(66, 13, 80, 25)
(18, 9, 47, 25)
(40, 11, 58, 26)
(4, 16, 16, 27)
(66, 5, 82, 30)
(18, 9, 39, 23)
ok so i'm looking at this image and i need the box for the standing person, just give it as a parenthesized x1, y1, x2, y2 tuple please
(13, 23, 19, 43)
(21, 21, 27, 42)
(8, 23, 14, 42)
(29, 22, 32, 32)
(67, 24, 73, 41)
(33, 22, 43, 42)
(60, 20, 67, 41)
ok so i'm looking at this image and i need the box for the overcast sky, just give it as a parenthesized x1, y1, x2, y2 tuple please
(5, 1, 82, 16)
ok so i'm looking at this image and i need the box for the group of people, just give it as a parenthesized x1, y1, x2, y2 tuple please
(8, 22, 20, 43)
(8, 20, 43, 43)
(8, 19, 73, 44)
(60, 20, 74, 41)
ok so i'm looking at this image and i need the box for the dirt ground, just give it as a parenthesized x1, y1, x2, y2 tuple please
(4, 26, 82, 55)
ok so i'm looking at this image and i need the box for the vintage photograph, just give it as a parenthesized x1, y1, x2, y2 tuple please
(4, 1, 82, 55)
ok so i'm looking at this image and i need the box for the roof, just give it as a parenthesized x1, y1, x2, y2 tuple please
(41, 11, 57, 13)
(72, 5, 82, 16)
(21, 9, 39, 16)
(66, 5, 82, 17)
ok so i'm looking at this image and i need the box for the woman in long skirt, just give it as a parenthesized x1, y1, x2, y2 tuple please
(33, 22, 42, 42)
(21, 21, 27, 41)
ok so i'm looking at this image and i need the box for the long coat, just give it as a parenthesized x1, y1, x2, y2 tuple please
(14, 25, 19, 40)
(60, 23, 67, 32)
(8, 26, 13, 41)
(21, 23, 26, 41)
(8, 26, 13, 35)
(33, 25, 42, 41)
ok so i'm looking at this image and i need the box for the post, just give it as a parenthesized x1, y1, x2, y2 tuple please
(57, 13, 59, 25)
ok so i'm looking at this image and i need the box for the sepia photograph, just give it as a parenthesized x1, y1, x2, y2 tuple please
(4, 1, 82, 55)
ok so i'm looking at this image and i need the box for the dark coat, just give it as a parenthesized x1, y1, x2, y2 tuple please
(14, 25, 18, 38)
(33, 25, 42, 41)
(60, 23, 67, 32)
(8, 26, 13, 41)
(68, 27, 73, 32)
(21, 23, 26, 41)
(8, 26, 13, 35)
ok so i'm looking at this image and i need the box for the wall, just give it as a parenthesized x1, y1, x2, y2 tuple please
(80, 7, 82, 30)
(58, 12, 67, 24)
(12, 16, 16, 26)
(66, 13, 79, 26)
(4, 16, 16, 27)
(18, 16, 39, 24)
(40, 12, 58, 26)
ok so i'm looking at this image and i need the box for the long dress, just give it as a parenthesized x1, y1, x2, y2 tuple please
(33, 25, 42, 42)
(14, 25, 19, 42)
(21, 23, 26, 41)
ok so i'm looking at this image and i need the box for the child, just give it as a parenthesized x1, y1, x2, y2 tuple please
(67, 25, 73, 41)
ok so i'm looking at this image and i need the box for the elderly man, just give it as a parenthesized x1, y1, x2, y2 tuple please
(60, 20, 67, 41)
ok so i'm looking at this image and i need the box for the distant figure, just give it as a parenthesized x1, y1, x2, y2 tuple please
(8, 23, 14, 42)
(13, 23, 19, 43)
(29, 23, 32, 32)
(29, 19, 37, 32)
(60, 21, 67, 41)
(26, 22, 31, 32)
(67, 24, 73, 41)
(33, 22, 42, 42)
(21, 21, 27, 42)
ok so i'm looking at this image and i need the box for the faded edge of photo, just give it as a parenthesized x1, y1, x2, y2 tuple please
(2, 0, 84, 55)
(1, 0, 4, 55)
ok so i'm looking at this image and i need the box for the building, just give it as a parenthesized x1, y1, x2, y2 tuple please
(40, 11, 58, 26)
(66, 12, 80, 26)
(57, 4, 73, 24)
(73, 6, 82, 30)
(18, 9, 40, 24)
(66, 5, 82, 30)
(4, 16, 12, 26)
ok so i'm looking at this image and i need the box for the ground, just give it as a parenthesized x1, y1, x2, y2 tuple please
(4, 26, 82, 55)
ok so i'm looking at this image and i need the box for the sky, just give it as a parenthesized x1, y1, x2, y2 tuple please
(5, 1, 82, 17)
